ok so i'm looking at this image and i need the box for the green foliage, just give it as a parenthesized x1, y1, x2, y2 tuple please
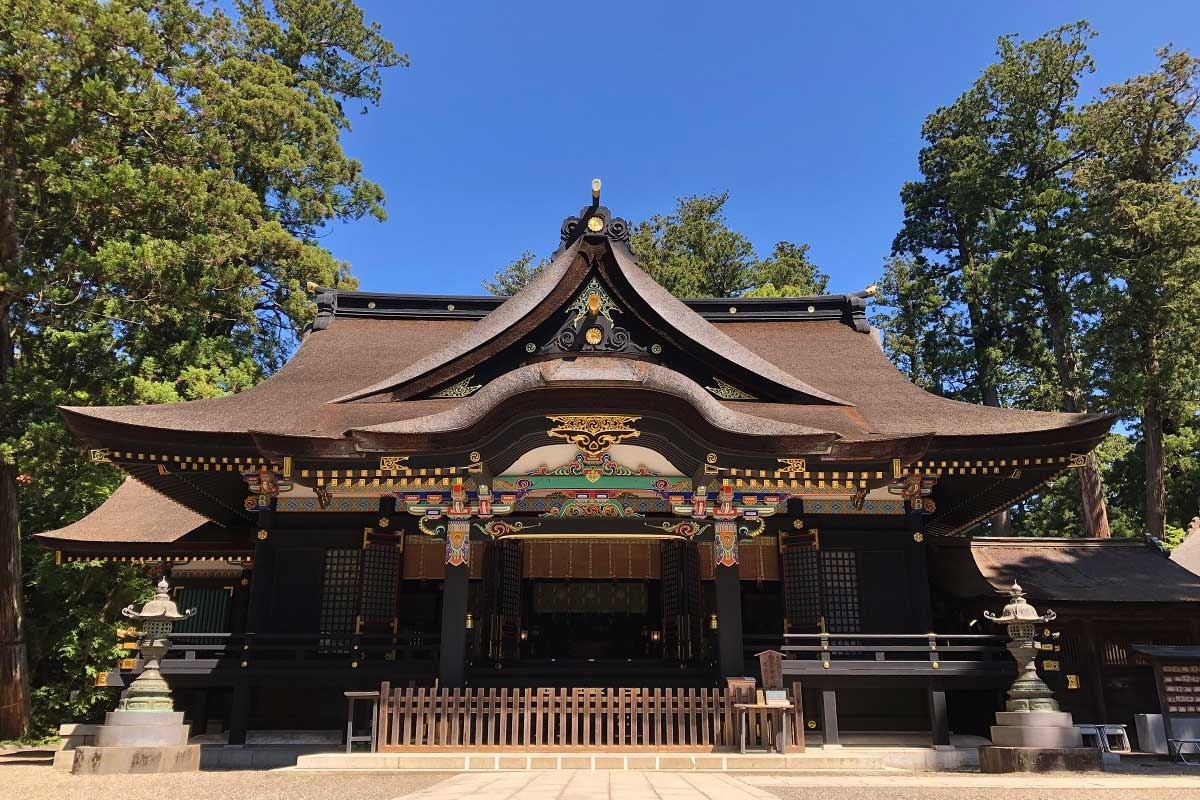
(1, 0, 403, 735)
(24, 559, 152, 733)
(1074, 47, 1200, 537)
(484, 193, 830, 299)
(1011, 434, 1141, 538)
(482, 251, 548, 296)
(876, 22, 1200, 538)
(630, 193, 758, 297)
(742, 241, 830, 298)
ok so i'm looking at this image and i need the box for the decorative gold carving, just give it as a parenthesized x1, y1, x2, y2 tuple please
(587, 215, 604, 232)
(469, 451, 482, 463)
(546, 415, 640, 456)
(584, 326, 603, 345)
(777, 457, 807, 473)
(706, 453, 719, 464)
(706, 378, 755, 401)
(567, 278, 617, 323)
(316, 486, 332, 510)
(89, 448, 112, 463)
(378, 517, 390, 528)
(256, 530, 269, 540)
(912, 532, 924, 543)
(1068, 453, 1088, 468)
(379, 456, 410, 472)
(431, 375, 482, 399)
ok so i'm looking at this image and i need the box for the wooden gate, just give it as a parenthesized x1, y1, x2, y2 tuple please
(375, 683, 802, 751)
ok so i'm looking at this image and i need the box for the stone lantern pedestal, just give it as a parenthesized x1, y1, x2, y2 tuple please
(978, 582, 1101, 773)
(56, 578, 201, 775)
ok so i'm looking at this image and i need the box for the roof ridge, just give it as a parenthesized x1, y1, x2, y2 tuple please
(331, 237, 854, 406)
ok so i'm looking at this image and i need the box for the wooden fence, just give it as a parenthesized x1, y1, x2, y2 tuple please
(375, 683, 802, 751)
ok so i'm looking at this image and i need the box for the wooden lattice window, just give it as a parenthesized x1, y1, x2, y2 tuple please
(171, 587, 232, 636)
(820, 549, 861, 633)
(661, 541, 701, 661)
(781, 535, 822, 633)
(359, 542, 399, 626)
(497, 542, 523, 617)
(320, 548, 361, 649)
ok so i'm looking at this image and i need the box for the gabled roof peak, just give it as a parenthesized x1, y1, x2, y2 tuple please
(333, 236, 853, 406)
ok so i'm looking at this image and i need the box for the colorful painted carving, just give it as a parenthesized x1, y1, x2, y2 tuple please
(714, 520, 739, 568)
(473, 519, 539, 539)
(528, 451, 656, 483)
(645, 520, 711, 540)
(242, 465, 293, 508)
(445, 520, 470, 567)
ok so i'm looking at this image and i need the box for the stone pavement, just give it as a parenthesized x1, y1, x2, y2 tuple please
(392, 770, 775, 800)
(393, 769, 1200, 800)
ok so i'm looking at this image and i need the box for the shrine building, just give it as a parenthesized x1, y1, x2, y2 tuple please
(37, 191, 1200, 748)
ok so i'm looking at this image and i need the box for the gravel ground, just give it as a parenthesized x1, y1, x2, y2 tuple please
(0, 761, 454, 800)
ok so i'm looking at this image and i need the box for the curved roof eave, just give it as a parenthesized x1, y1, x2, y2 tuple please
(346, 358, 843, 453)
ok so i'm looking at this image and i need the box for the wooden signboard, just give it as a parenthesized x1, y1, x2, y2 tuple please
(1134, 645, 1200, 744)
(757, 649, 784, 690)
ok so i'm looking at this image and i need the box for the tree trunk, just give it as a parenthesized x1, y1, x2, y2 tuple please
(1078, 452, 1111, 538)
(0, 460, 30, 739)
(1041, 278, 1111, 538)
(962, 267, 1013, 536)
(1144, 397, 1167, 541)
(0, 63, 32, 733)
(0, 296, 31, 737)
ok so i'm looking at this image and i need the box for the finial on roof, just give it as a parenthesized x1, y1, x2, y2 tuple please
(554, 181, 630, 255)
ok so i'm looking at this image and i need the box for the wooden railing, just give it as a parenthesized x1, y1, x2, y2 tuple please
(374, 683, 802, 751)
(779, 633, 1011, 675)
(117, 631, 439, 676)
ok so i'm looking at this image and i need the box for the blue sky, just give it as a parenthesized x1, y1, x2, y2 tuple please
(324, 1, 1200, 297)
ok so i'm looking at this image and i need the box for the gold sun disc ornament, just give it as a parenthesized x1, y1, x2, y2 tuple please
(587, 216, 604, 232)
(584, 326, 603, 345)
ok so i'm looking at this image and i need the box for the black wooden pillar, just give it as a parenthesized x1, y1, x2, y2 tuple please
(230, 502, 275, 745)
(714, 561, 744, 677)
(927, 683, 950, 746)
(438, 563, 470, 687)
(821, 689, 840, 746)
(245, 504, 278, 634)
(905, 504, 934, 632)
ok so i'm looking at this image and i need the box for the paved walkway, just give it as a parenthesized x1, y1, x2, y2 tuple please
(392, 770, 1200, 800)
(394, 771, 774, 800)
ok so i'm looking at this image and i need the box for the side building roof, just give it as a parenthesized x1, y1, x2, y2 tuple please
(929, 536, 1200, 604)
(35, 479, 252, 561)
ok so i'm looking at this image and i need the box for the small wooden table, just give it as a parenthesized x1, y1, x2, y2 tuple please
(343, 690, 380, 753)
(734, 702, 794, 754)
